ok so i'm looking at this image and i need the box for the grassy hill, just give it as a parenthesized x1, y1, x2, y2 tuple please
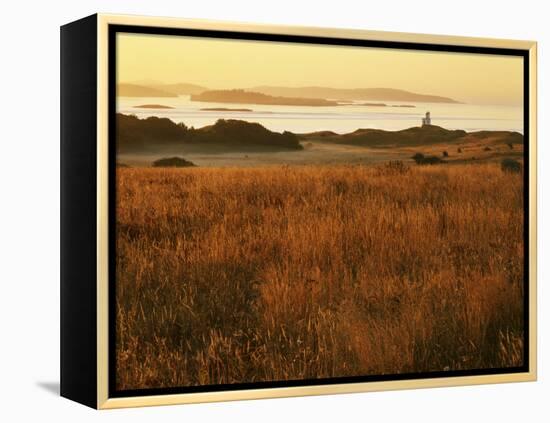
(117, 113, 303, 153)
(310, 125, 467, 147)
(300, 125, 522, 149)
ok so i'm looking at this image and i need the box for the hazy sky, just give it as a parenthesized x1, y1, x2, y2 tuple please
(117, 33, 523, 106)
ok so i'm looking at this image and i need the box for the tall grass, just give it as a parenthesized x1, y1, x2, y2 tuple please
(115, 163, 524, 390)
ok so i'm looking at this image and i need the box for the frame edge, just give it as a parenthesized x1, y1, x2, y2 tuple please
(61, 13, 99, 410)
(95, 13, 538, 409)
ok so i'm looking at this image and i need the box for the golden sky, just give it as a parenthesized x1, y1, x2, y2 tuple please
(117, 33, 523, 106)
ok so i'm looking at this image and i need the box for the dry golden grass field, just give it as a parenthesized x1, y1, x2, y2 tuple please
(115, 163, 524, 390)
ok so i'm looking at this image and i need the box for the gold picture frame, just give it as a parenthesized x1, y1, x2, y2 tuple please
(60, 13, 537, 409)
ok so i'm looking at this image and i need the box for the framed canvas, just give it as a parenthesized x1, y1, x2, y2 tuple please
(60, 14, 537, 409)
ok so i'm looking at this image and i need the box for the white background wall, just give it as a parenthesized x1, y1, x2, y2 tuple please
(0, 0, 547, 420)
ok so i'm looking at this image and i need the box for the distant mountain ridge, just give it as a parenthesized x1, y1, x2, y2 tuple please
(118, 82, 459, 103)
(149, 83, 207, 95)
(118, 82, 207, 97)
(117, 83, 178, 98)
(251, 86, 461, 104)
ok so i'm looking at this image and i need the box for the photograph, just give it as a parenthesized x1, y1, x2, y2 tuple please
(113, 30, 527, 392)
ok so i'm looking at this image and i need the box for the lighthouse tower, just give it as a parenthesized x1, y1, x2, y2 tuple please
(422, 111, 432, 126)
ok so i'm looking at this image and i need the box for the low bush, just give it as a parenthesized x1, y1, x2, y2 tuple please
(152, 157, 196, 168)
(501, 159, 522, 173)
(412, 153, 444, 165)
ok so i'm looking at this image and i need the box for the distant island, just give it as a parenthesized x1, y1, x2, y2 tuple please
(339, 102, 416, 108)
(201, 107, 253, 112)
(338, 102, 386, 107)
(360, 102, 387, 107)
(118, 83, 178, 97)
(191, 89, 339, 106)
(117, 113, 303, 153)
(134, 104, 175, 109)
(251, 86, 461, 104)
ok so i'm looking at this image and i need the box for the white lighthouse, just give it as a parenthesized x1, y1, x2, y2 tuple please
(422, 111, 432, 126)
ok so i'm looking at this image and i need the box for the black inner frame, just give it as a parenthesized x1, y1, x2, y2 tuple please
(108, 24, 530, 398)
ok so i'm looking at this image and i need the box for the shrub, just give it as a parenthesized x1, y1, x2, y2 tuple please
(484, 146, 492, 151)
(457, 147, 462, 153)
(442, 151, 449, 157)
(152, 157, 196, 168)
(412, 153, 425, 163)
(501, 159, 521, 173)
(412, 152, 443, 165)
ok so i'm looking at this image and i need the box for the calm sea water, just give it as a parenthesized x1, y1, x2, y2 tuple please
(117, 95, 523, 134)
